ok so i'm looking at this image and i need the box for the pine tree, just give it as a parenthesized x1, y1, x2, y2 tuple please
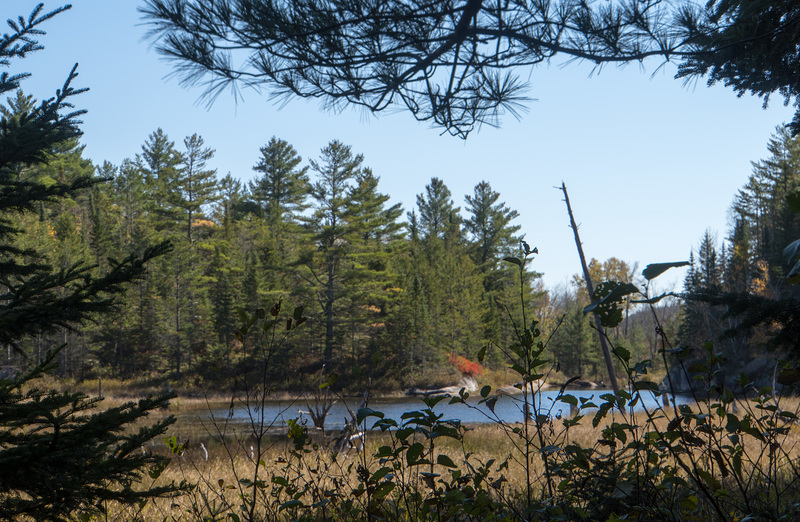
(175, 133, 219, 243)
(549, 295, 594, 379)
(343, 168, 404, 372)
(215, 172, 243, 241)
(249, 136, 309, 225)
(463, 181, 527, 350)
(136, 128, 183, 234)
(304, 140, 364, 367)
(0, 5, 178, 519)
(679, 233, 727, 348)
(416, 177, 456, 241)
(464, 181, 521, 268)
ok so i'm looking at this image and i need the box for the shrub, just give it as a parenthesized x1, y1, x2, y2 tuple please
(448, 352, 483, 377)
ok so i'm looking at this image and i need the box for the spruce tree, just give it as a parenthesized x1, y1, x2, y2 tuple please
(0, 5, 179, 519)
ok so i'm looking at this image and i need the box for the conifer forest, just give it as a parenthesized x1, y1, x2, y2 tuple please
(6, 2, 800, 520)
(4, 114, 663, 391)
(12, 107, 800, 395)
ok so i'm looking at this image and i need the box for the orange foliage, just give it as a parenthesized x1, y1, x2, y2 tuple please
(448, 353, 483, 377)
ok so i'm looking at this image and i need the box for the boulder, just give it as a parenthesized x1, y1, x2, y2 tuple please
(403, 374, 480, 397)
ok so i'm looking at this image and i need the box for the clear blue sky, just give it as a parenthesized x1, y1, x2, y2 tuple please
(15, 1, 797, 291)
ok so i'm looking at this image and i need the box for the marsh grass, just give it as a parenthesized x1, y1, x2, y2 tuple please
(96, 391, 800, 521)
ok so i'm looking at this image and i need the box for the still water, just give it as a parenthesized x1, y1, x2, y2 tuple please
(201, 390, 692, 432)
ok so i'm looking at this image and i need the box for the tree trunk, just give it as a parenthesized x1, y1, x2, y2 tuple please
(560, 182, 623, 410)
(323, 254, 335, 367)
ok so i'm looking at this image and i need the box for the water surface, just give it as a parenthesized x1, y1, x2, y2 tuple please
(194, 389, 693, 433)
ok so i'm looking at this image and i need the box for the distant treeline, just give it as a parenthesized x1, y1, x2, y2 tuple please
(678, 126, 800, 367)
(6, 93, 682, 389)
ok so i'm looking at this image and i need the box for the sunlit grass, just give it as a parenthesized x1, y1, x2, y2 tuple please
(94, 393, 800, 520)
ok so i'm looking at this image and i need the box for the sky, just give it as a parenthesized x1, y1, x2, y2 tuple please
(13, 1, 798, 292)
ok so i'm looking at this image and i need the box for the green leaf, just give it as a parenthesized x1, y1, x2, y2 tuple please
(732, 453, 743, 479)
(696, 469, 721, 492)
(370, 466, 392, 484)
(633, 381, 659, 393)
(687, 362, 707, 374)
(318, 372, 339, 389)
(510, 363, 526, 376)
(356, 407, 384, 424)
(560, 394, 578, 406)
(613, 345, 630, 362)
(503, 256, 522, 266)
(476, 344, 487, 362)
(293, 305, 304, 320)
(642, 261, 690, 281)
(437, 455, 457, 468)
(260, 319, 277, 332)
(279, 499, 303, 512)
(373, 481, 395, 500)
(406, 442, 425, 465)
(584, 282, 639, 328)
(593, 402, 613, 428)
(148, 458, 169, 479)
(480, 385, 491, 399)
(269, 301, 281, 317)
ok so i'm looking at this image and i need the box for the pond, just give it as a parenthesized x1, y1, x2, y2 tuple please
(188, 389, 694, 434)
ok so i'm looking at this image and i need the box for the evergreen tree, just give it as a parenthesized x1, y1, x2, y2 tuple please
(215, 172, 243, 240)
(175, 133, 219, 243)
(0, 5, 177, 518)
(343, 168, 404, 373)
(549, 295, 594, 379)
(304, 140, 364, 367)
(136, 128, 183, 234)
(464, 181, 521, 268)
(403, 178, 484, 371)
(249, 136, 309, 225)
(416, 177, 456, 241)
(463, 181, 529, 351)
(679, 233, 727, 348)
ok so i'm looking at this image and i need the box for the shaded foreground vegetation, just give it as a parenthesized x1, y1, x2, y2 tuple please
(121, 407, 800, 521)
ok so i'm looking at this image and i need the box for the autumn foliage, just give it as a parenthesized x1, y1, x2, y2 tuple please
(448, 353, 483, 377)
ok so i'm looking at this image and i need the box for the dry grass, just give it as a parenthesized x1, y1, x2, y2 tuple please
(95, 394, 800, 520)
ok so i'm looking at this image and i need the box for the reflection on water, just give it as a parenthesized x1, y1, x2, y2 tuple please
(187, 390, 693, 433)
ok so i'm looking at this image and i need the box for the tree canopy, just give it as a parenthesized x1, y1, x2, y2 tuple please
(140, 0, 800, 136)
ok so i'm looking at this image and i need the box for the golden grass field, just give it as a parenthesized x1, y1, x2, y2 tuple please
(90, 393, 800, 521)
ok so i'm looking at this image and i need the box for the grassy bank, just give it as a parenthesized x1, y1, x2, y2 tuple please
(93, 390, 800, 521)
